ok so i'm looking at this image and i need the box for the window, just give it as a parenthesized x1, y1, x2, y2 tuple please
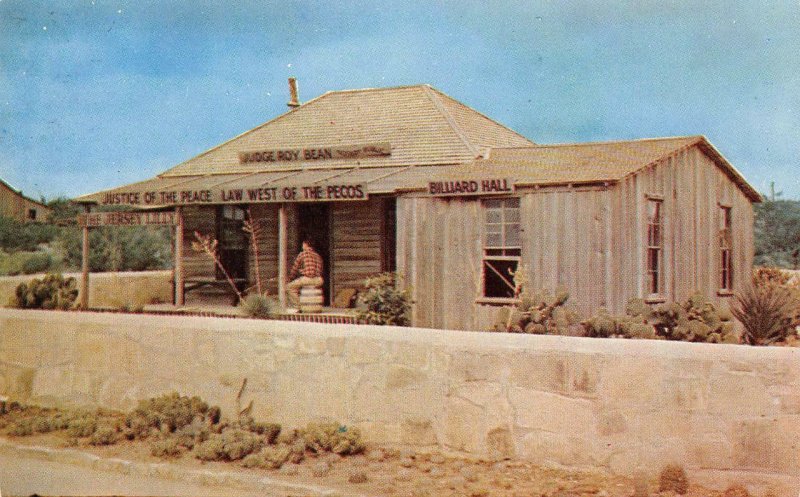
(720, 206, 733, 291)
(646, 198, 663, 296)
(482, 198, 521, 299)
(27, 209, 37, 221)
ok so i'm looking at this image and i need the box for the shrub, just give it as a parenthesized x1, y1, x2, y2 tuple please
(125, 392, 214, 437)
(194, 428, 264, 461)
(66, 416, 98, 438)
(239, 293, 279, 319)
(150, 437, 186, 458)
(0, 215, 58, 253)
(493, 288, 579, 334)
(89, 424, 121, 445)
(21, 252, 54, 275)
(10, 273, 78, 310)
(356, 272, 411, 326)
(658, 464, 689, 495)
(301, 423, 365, 455)
(241, 445, 292, 469)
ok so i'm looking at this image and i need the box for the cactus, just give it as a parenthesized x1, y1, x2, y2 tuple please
(490, 287, 579, 335)
(10, 274, 78, 310)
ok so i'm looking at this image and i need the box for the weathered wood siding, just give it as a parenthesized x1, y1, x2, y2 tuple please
(330, 198, 384, 297)
(396, 197, 485, 330)
(399, 144, 755, 330)
(622, 145, 755, 308)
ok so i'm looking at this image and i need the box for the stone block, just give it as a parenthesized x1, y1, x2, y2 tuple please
(731, 418, 785, 471)
(450, 352, 509, 383)
(707, 371, 775, 416)
(345, 338, 384, 365)
(442, 396, 484, 452)
(400, 418, 438, 446)
(386, 365, 427, 390)
(326, 337, 346, 357)
(508, 351, 601, 398)
(509, 388, 595, 436)
(388, 342, 430, 369)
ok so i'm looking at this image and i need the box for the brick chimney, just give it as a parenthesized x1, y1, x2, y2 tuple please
(287, 77, 300, 109)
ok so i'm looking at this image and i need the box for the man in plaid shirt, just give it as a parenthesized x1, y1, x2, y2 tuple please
(286, 239, 324, 307)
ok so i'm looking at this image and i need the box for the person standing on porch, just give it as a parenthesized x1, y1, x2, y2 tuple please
(286, 239, 324, 307)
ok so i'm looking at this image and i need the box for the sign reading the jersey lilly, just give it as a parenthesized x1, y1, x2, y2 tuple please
(98, 184, 368, 206)
(238, 142, 391, 164)
(78, 211, 178, 227)
(428, 178, 513, 196)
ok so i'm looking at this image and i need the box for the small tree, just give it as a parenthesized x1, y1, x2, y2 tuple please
(356, 272, 412, 326)
(732, 269, 800, 345)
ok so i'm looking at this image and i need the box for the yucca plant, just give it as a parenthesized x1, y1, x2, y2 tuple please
(732, 277, 800, 345)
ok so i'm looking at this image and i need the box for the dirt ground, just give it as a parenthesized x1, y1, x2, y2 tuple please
(2, 432, 736, 497)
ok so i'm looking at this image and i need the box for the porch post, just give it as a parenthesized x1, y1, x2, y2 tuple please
(278, 203, 287, 309)
(80, 204, 91, 309)
(174, 206, 185, 306)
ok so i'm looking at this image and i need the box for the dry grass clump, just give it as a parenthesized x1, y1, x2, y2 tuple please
(658, 465, 689, 495)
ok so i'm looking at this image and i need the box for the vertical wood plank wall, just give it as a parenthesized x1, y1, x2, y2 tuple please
(627, 146, 755, 308)
(330, 198, 384, 297)
(399, 145, 755, 330)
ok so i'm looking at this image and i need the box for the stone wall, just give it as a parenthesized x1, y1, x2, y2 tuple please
(0, 271, 173, 308)
(0, 309, 797, 495)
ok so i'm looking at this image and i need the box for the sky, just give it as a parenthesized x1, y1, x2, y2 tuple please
(1, 0, 799, 201)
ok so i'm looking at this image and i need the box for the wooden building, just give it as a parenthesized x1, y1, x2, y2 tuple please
(0, 178, 50, 223)
(75, 83, 761, 330)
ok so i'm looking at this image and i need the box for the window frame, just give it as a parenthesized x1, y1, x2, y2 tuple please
(645, 196, 664, 301)
(719, 205, 733, 294)
(479, 197, 522, 303)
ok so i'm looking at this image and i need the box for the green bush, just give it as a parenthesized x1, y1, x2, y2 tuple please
(0, 215, 58, 252)
(0, 251, 58, 276)
(10, 273, 78, 310)
(492, 288, 579, 334)
(239, 293, 279, 319)
(57, 224, 172, 272)
(355, 272, 412, 326)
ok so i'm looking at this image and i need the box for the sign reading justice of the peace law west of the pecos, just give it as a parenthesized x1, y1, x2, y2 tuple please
(238, 142, 391, 164)
(78, 211, 178, 227)
(99, 183, 368, 206)
(428, 178, 514, 196)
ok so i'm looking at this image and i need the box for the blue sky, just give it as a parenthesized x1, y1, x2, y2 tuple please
(1, 0, 799, 200)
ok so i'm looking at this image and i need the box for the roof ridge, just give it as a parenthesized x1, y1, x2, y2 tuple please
(501, 135, 702, 150)
(426, 86, 536, 146)
(421, 85, 479, 157)
(320, 84, 432, 95)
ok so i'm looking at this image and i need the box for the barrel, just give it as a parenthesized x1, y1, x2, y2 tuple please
(299, 286, 323, 313)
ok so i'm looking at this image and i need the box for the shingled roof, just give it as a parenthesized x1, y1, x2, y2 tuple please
(160, 84, 533, 177)
(438, 135, 761, 202)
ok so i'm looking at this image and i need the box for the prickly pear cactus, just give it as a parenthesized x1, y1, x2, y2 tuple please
(490, 287, 579, 335)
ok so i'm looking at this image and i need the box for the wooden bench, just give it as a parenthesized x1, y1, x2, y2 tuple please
(176, 277, 247, 305)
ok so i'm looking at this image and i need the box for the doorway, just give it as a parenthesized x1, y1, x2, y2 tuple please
(217, 205, 248, 281)
(297, 203, 331, 305)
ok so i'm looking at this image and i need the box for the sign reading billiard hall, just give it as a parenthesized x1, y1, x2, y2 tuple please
(428, 178, 513, 196)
